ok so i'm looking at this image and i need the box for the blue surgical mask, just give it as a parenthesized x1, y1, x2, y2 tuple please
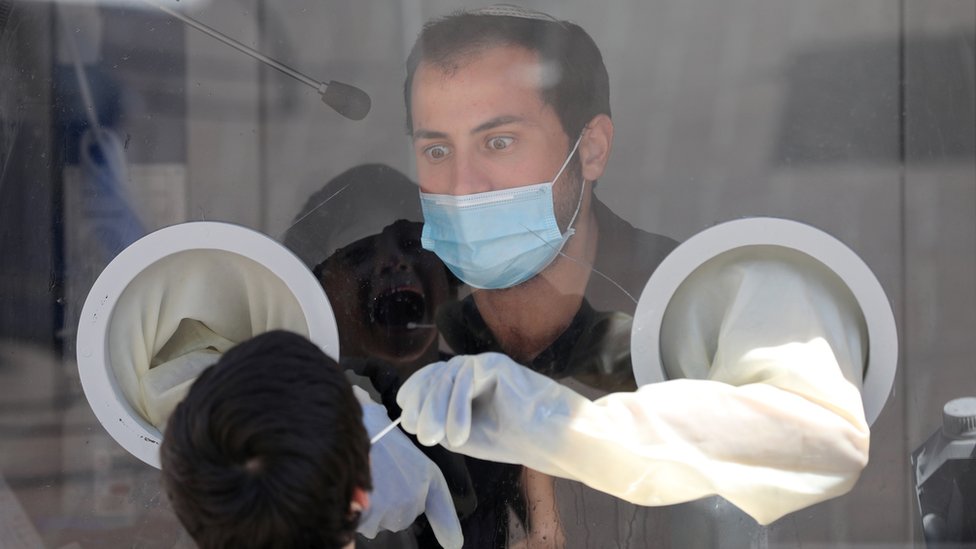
(419, 134, 585, 289)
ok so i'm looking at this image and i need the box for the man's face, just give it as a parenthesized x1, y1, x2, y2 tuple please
(410, 44, 577, 201)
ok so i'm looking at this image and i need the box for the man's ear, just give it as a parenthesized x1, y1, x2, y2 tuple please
(579, 114, 614, 182)
(351, 487, 370, 514)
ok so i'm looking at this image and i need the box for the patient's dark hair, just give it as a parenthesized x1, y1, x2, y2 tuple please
(161, 330, 371, 549)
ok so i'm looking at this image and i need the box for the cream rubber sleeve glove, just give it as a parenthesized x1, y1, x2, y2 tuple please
(353, 386, 463, 548)
(397, 250, 870, 525)
(107, 249, 309, 429)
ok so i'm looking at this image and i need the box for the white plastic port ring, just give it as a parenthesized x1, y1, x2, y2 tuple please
(76, 222, 340, 468)
(632, 217, 897, 427)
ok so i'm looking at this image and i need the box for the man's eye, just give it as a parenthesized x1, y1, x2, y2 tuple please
(487, 136, 514, 151)
(424, 145, 450, 161)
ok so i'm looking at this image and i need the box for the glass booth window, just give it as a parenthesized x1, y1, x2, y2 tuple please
(1, 1, 974, 547)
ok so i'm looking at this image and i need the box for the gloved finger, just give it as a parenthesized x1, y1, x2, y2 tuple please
(356, 506, 382, 538)
(422, 465, 464, 549)
(352, 387, 388, 436)
(397, 361, 445, 434)
(358, 426, 430, 538)
(413, 363, 459, 446)
(444, 363, 477, 448)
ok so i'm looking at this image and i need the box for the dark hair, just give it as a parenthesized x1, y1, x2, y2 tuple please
(160, 330, 371, 549)
(403, 10, 611, 138)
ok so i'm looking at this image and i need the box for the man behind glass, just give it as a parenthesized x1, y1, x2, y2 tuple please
(406, 6, 677, 393)
(398, 4, 872, 546)
(403, 6, 680, 547)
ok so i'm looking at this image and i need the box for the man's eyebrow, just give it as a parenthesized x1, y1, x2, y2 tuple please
(412, 128, 448, 141)
(471, 115, 525, 134)
(411, 116, 526, 141)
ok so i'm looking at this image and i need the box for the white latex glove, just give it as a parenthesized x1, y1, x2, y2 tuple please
(398, 253, 871, 525)
(353, 387, 462, 549)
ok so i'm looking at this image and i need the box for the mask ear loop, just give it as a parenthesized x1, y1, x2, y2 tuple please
(554, 131, 587, 236)
(523, 127, 641, 306)
(521, 223, 640, 306)
(553, 131, 586, 187)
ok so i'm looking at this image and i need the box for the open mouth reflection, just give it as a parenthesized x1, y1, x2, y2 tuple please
(370, 289, 427, 328)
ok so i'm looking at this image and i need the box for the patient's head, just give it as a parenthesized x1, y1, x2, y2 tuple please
(285, 164, 456, 370)
(160, 330, 371, 549)
(315, 218, 452, 367)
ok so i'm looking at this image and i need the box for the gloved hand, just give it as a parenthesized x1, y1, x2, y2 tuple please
(397, 254, 872, 525)
(397, 353, 585, 473)
(353, 387, 462, 548)
(344, 357, 480, 519)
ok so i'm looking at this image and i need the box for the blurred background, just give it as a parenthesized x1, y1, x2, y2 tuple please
(0, 0, 973, 547)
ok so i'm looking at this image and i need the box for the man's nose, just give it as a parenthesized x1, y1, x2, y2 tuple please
(451, 153, 494, 195)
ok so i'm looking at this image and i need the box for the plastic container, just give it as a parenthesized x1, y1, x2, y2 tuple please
(912, 396, 976, 546)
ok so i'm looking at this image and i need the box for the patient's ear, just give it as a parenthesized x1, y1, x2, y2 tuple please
(350, 487, 370, 514)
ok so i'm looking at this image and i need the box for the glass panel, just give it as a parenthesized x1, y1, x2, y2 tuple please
(1, 1, 973, 547)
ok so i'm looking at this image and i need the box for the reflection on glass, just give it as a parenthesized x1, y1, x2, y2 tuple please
(316, 218, 450, 376)
(0, 0, 974, 546)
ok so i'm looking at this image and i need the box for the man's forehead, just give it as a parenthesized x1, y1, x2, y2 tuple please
(415, 43, 547, 89)
(410, 45, 557, 130)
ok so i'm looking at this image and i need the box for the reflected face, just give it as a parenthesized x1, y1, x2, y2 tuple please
(318, 220, 451, 364)
(410, 45, 576, 199)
